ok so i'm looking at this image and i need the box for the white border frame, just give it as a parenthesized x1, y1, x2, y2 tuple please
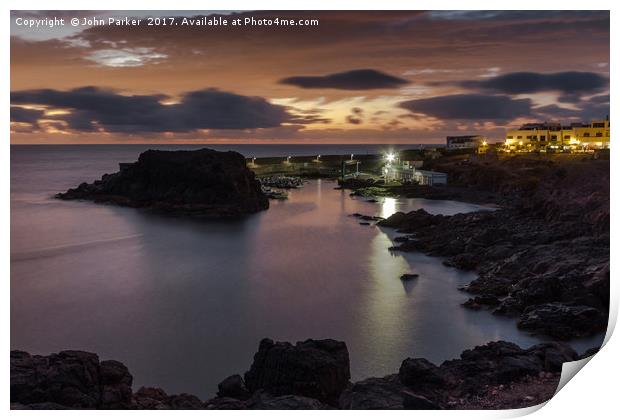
(4, 1, 617, 418)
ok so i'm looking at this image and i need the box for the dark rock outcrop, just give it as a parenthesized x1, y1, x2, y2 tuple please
(518, 303, 607, 340)
(243, 338, 350, 405)
(339, 375, 441, 409)
(11, 338, 585, 410)
(245, 392, 326, 409)
(399, 358, 449, 391)
(131, 386, 204, 409)
(217, 374, 251, 400)
(380, 208, 608, 339)
(10, 350, 133, 409)
(440, 341, 575, 394)
(56, 148, 269, 217)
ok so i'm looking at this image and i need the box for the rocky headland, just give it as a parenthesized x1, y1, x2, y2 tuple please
(56, 148, 269, 217)
(373, 156, 609, 340)
(11, 337, 593, 410)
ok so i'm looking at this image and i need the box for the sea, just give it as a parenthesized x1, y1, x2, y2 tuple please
(10, 144, 605, 398)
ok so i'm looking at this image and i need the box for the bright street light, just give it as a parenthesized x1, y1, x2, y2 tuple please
(386, 153, 396, 163)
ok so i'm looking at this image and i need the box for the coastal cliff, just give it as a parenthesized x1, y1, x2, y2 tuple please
(56, 148, 269, 217)
(11, 338, 592, 410)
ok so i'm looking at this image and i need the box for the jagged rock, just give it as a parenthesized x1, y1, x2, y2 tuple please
(463, 294, 500, 309)
(378, 209, 444, 230)
(527, 342, 578, 372)
(218, 374, 251, 400)
(518, 303, 607, 339)
(246, 392, 326, 409)
(398, 358, 448, 390)
(204, 397, 247, 409)
(10, 350, 132, 409)
(339, 376, 408, 409)
(244, 338, 350, 406)
(339, 375, 441, 410)
(439, 341, 577, 394)
(131, 386, 203, 410)
(11, 337, 581, 410)
(100, 360, 133, 408)
(56, 148, 269, 217)
(402, 391, 442, 410)
(132, 387, 172, 409)
(169, 393, 204, 409)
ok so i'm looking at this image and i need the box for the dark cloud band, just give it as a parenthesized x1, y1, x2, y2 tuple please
(400, 94, 532, 120)
(279, 69, 409, 90)
(460, 71, 608, 95)
(10, 87, 294, 133)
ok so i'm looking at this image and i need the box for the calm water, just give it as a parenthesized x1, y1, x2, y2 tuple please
(10, 145, 604, 399)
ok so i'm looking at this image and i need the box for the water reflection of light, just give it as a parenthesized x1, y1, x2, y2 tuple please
(381, 197, 397, 218)
(358, 230, 412, 364)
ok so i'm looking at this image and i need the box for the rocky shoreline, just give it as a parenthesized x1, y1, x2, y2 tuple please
(357, 156, 609, 341)
(11, 338, 594, 410)
(56, 148, 269, 218)
(22, 153, 607, 410)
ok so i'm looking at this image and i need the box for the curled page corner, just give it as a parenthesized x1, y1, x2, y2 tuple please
(553, 306, 616, 396)
(555, 355, 594, 395)
(499, 353, 602, 418)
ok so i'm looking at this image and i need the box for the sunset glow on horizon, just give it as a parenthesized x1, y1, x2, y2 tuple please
(10, 10, 610, 144)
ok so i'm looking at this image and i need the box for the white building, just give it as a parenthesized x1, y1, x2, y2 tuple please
(412, 170, 447, 186)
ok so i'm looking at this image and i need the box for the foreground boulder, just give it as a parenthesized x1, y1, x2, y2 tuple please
(132, 387, 204, 409)
(10, 350, 133, 409)
(440, 341, 577, 394)
(56, 148, 269, 217)
(11, 338, 585, 410)
(339, 375, 440, 409)
(243, 338, 350, 405)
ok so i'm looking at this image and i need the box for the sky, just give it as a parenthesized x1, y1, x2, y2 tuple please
(10, 10, 610, 144)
